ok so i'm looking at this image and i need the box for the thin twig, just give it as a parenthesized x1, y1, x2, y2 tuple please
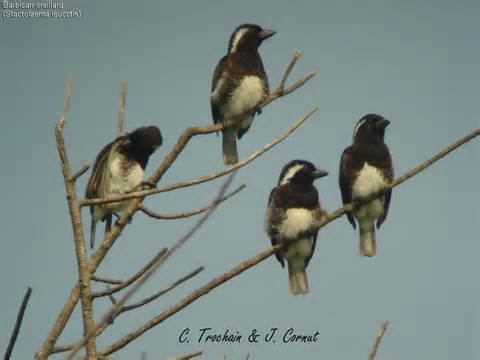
(58, 73, 73, 129)
(121, 266, 204, 313)
(168, 349, 203, 360)
(140, 184, 246, 220)
(4, 287, 32, 360)
(67, 174, 236, 359)
(100, 243, 280, 355)
(278, 50, 301, 92)
(54, 75, 98, 358)
(92, 248, 168, 298)
(69, 162, 91, 182)
(91, 276, 123, 285)
(107, 288, 117, 306)
(368, 320, 389, 360)
(80, 107, 317, 207)
(52, 267, 204, 355)
(98, 128, 479, 356)
(117, 81, 127, 137)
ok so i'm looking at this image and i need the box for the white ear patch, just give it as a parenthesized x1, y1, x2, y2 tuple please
(230, 28, 248, 53)
(279, 164, 304, 185)
(353, 118, 367, 140)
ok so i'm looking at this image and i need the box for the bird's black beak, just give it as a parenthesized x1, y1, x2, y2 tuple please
(312, 169, 329, 179)
(376, 119, 391, 129)
(259, 29, 276, 40)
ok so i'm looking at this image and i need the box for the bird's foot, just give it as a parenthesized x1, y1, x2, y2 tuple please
(140, 181, 156, 190)
(113, 212, 132, 225)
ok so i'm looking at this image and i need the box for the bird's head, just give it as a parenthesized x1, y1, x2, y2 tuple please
(228, 23, 276, 54)
(128, 125, 163, 155)
(278, 160, 328, 186)
(352, 113, 390, 143)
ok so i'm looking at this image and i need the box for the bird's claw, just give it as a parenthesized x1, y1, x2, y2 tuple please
(140, 181, 156, 190)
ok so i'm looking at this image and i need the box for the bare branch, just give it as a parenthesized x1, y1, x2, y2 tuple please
(121, 266, 204, 313)
(4, 287, 32, 360)
(117, 81, 127, 137)
(92, 248, 168, 298)
(81, 107, 318, 207)
(260, 51, 316, 109)
(91, 276, 123, 285)
(67, 174, 235, 359)
(69, 162, 91, 182)
(58, 73, 73, 129)
(52, 267, 204, 355)
(54, 76, 97, 358)
(368, 320, 389, 360)
(140, 184, 246, 220)
(278, 50, 301, 91)
(99, 128, 479, 356)
(100, 243, 280, 355)
(168, 349, 203, 360)
(107, 289, 117, 306)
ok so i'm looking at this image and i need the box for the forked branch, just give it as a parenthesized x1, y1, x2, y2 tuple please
(92, 248, 168, 298)
(66, 174, 236, 359)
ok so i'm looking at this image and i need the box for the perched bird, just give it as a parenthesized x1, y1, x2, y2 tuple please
(266, 160, 328, 295)
(339, 114, 394, 257)
(86, 126, 162, 249)
(211, 23, 275, 165)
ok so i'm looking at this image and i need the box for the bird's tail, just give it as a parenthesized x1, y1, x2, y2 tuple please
(287, 259, 309, 295)
(222, 128, 238, 165)
(359, 226, 376, 257)
(90, 218, 96, 250)
(90, 214, 112, 249)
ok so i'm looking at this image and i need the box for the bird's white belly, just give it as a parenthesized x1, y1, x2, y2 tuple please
(352, 162, 387, 198)
(352, 162, 387, 223)
(106, 156, 144, 212)
(279, 208, 316, 240)
(225, 76, 265, 118)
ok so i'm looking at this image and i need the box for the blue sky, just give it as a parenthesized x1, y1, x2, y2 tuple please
(1, 0, 479, 359)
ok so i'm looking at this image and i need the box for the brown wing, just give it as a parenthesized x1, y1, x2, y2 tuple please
(210, 56, 228, 125)
(85, 137, 125, 211)
(266, 187, 285, 268)
(377, 147, 394, 228)
(304, 206, 326, 268)
(339, 146, 357, 229)
(86, 142, 113, 200)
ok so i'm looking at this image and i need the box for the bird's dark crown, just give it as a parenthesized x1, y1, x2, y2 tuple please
(278, 160, 328, 186)
(353, 113, 390, 143)
(128, 126, 163, 154)
(228, 23, 275, 54)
